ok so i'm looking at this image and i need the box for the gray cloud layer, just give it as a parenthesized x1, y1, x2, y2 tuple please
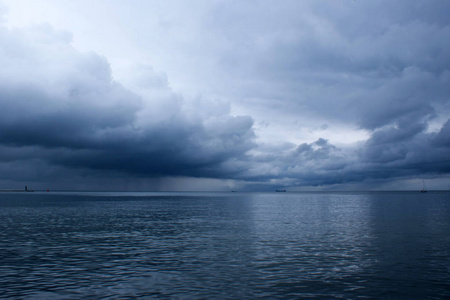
(0, 22, 255, 185)
(1, 0, 450, 190)
(207, 0, 450, 129)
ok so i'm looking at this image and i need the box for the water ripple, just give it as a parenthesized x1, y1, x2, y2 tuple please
(0, 192, 449, 299)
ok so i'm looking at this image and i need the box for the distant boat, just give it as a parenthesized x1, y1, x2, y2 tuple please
(276, 189, 286, 192)
(420, 180, 427, 193)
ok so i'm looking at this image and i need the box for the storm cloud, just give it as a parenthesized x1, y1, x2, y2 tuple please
(0, 21, 255, 186)
(1, 0, 450, 190)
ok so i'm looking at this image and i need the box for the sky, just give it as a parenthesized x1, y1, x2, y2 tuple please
(1, 0, 450, 191)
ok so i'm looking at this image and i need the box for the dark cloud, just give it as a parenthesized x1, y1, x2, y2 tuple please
(1, 1, 450, 190)
(207, 0, 450, 132)
(238, 118, 450, 188)
(0, 22, 255, 186)
(434, 119, 450, 147)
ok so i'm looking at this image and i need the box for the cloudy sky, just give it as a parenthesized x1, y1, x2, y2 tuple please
(1, 0, 449, 191)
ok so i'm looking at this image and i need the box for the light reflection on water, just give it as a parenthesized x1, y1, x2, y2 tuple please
(0, 191, 449, 299)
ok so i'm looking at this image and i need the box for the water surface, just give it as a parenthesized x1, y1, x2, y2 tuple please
(0, 191, 449, 299)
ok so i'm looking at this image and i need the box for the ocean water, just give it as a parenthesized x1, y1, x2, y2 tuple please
(0, 191, 449, 299)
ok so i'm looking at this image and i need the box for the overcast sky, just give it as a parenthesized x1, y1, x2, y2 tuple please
(1, 0, 450, 191)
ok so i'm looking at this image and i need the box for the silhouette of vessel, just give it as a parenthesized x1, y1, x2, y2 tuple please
(420, 180, 427, 193)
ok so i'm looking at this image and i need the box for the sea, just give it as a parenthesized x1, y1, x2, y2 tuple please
(0, 191, 449, 299)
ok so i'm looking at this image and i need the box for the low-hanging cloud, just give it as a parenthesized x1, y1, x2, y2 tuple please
(0, 22, 256, 185)
(1, 1, 450, 190)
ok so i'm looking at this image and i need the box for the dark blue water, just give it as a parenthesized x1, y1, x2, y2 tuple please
(0, 191, 449, 299)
